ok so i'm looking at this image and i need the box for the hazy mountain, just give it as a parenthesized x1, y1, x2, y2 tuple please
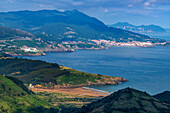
(0, 10, 165, 42)
(73, 88, 170, 113)
(110, 22, 166, 33)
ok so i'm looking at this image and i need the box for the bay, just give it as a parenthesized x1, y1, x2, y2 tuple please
(21, 31, 170, 95)
(22, 46, 170, 95)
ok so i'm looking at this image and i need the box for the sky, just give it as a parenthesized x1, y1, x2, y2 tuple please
(0, 0, 170, 28)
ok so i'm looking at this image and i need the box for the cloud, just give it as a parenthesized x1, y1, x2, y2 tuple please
(128, 4, 133, 7)
(144, 2, 150, 6)
(104, 9, 109, 12)
(72, 2, 83, 6)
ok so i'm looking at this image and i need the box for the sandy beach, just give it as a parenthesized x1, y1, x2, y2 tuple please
(30, 87, 110, 97)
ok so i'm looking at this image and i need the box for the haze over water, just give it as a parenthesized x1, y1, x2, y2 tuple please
(22, 32, 170, 95)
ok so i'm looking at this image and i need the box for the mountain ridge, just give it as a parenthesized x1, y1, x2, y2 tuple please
(110, 22, 166, 33)
(73, 88, 170, 113)
(0, 9, 165, 43)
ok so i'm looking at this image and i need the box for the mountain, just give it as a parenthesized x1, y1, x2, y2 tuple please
(110, 22, 167, 33)
(0, 10, 165, 42)
(73, 88, 170, 113)
(0, 58, 127, 88)
(153, 91, 170, 103)
(0, 75, 58, 113)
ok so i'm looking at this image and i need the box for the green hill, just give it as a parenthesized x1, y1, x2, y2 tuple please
(0, 75, 58, 113)
(73, 88, 170, 113)
(0, 58, 127, 88)
(0, 26, 72, 56)
(153, 91, 170, 104)
(0, 26, 34, 40)
(0, 10, 165, 43)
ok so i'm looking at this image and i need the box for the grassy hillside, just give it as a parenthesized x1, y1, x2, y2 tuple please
(73, 88, 170, 113)
(0, 75, 58, 113)
(0, 26, 34, 40)
(0, 58, 127, 88)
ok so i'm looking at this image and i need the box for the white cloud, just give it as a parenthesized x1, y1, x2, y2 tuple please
(104, 9, 109, 12)
(148, 0, 156, 2)
(128, 4, 133, 7)
(72, 2, 83, 6)
(58, 9, 65, 12)
(144, 2, 150, 6)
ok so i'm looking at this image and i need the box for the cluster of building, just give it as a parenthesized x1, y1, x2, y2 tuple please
(20, 47, 39, 52)
(91, 40, 156, 47)
(114, 41, 154, 47)
(62, 41, 85, 44)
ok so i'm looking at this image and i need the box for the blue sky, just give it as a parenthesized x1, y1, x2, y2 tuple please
(0, 0, 170, 28)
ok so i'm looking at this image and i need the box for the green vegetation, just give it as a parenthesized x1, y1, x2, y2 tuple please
(36, 91, 98, 113)
(36, 92, 96, 107)
(73, 88, 170, 113)
(0, 75, 58, 113)
(0, 25, 104, 56)
(36, 92, 95, 103)
(56, 67, 114, 86)
(67, 43, 102, 49)
(0, 26, 33, 40)
(0, 74, 169, 113)
(0, 52, 11, 57)
(0, 58, 126, 87)
(6, 40, 46, 48)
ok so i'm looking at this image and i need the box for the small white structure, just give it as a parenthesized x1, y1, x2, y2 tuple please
(21, 47, 39, 52)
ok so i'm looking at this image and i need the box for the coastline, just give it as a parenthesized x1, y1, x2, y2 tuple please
(30, 87, 110, 97)
(2, 42, 169, 57)
(83, 87, 110, 94)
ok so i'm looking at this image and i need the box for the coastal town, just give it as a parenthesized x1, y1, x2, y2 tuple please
(62, 39, 168, 48)
(91, 39, 167, 47)
(0, 37, 169, 57)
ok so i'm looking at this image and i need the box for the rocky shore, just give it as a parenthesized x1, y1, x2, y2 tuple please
(55, 77, 127, 88)
(32, 77, 127, 89)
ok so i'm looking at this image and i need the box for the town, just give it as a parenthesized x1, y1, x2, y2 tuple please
(91, 39, 167, 47)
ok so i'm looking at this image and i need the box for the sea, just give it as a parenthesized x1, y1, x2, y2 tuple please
(21, 30, 170, 95)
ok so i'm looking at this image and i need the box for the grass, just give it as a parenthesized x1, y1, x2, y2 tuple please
(35, 91, 98, 112)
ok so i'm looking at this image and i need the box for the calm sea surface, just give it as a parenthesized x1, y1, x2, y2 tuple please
(22, 31, 170, 95)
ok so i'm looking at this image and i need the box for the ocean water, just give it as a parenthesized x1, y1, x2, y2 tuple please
(22, 32, 170, 95)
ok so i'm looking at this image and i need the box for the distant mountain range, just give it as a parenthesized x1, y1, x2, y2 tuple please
(0, 10, 165, 42)
(73, 88, 170, 113)
(109, 22, 166, 33)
